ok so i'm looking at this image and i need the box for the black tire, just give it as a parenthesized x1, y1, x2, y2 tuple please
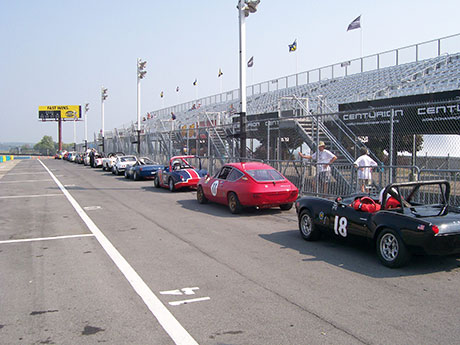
(154, 176, 160, 188)
(112, 167, 116, 175)
(197, 186, 208, 204)
(102, 165, 106, 171)
(124, 170, 129, 179)
(227, 192, 242, 214)
(298, 209, 321, 241)
(376, 228, 411, 268)
(168, 178, 175, 192)
(133, 171, 139, 181)
(280, 203, 293, 211)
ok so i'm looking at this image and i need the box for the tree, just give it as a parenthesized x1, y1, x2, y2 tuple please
(34, 135, 55, 155)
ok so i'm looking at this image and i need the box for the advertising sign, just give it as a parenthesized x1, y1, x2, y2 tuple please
(338, 91, 460, 135)
(38, 105, 81, 121)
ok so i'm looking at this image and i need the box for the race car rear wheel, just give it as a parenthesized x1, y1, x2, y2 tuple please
(197, 186, 208, 204)
(133, 172, 139, 181)
(280, 203, 293, 211)
(228, 192, 242, 214)
(168, 178, 175, 192)
(299, 209, 320, 241)
(154, 176, 160, 188)
(376, 229, 411, 268)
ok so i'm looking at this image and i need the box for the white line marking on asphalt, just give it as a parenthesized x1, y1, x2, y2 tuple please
(5, 172, 49, 175)
(83, 206, 102, 211)
(0, 234, 94, 245)
(38, 159, 199, 345)
(161, 287, 200, 296)
(0, 194, 63, 199)
(0, 179, 53, 183)
(169, 297, 211, 306)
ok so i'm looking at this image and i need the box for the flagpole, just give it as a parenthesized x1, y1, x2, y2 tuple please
(360, 16, 363, 57)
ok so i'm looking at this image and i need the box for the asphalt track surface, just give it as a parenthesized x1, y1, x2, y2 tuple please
(1, 159, 460, 345)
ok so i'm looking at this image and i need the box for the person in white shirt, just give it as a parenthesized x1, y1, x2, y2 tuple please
(354, 147, 377, 192)
(299, 141, 337, 194)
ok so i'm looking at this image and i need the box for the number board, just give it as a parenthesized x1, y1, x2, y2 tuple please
(38, 105, 81, 121)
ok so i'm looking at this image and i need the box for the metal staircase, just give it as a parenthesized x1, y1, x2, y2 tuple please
(205, 113, 232, 161)
(280, 95, 383, 194)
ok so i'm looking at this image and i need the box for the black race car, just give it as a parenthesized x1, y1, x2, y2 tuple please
(296, 180, 460, 268)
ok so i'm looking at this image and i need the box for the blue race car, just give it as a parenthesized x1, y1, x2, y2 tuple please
(124, 157, 164, 180)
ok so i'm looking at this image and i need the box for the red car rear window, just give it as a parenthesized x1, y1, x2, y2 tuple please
(246, 169, 285, 182)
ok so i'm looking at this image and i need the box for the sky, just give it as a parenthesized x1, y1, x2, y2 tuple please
(1, 0, 460, 146)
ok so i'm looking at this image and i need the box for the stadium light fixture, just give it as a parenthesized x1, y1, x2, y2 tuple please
(238, 0, 260, 160)
(101, 87, 108, 153)
(136, 58, 147, 154)
(84, 102, 89, 151)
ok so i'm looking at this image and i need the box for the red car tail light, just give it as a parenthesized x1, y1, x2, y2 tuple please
(290, 190, 298, 198)
(432, 225, 439, 235)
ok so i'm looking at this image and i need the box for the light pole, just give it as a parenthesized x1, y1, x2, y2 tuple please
(238, 0, 260, 160)
(101, 87, 108, 153)
(84, 102, 89, 151)
(137, 58, 147, 155)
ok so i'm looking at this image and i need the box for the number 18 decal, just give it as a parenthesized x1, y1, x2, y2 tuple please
(334, 216, 348, 237)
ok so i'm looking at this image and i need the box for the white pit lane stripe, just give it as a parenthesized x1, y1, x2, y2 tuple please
(37, 159, 199, 345)
(0, 193, 63, 199)
(0, 234, 94, 245)
(0, 179, 54, 183)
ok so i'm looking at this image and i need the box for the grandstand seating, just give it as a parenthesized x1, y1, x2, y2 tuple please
(148, 53, 460, 126)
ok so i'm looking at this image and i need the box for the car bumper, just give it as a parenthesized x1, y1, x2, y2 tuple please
(419, 234, 460, 255)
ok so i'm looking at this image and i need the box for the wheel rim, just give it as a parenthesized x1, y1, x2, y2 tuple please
(300, 214, 312, 237)
(229, 195, 236, 211)
(380, 233, 399, 262)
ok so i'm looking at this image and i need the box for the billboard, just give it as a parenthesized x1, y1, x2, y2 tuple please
(338, 90, 460, 135)
(38, 105, 81, 121)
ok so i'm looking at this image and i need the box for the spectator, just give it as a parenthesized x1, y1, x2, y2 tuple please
(299, 141, 337, 194)
(354, 147, 377, 193)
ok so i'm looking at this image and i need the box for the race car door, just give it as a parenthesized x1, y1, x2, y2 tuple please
(332, 203, 371, 239)
(205, 166, 232, 204)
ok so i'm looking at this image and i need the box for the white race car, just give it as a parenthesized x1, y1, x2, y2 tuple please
(112, 155, 138, 175)
(102, 152, 124, 171)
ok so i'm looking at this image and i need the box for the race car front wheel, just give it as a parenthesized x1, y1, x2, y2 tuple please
(376, 229, 411, 268)
(197, 186, 208, 204)
(154, 176, 160, 188)
(299, 209, 320, 241)
(168, 178, 175, 192)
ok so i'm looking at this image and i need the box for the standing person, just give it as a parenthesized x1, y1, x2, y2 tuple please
(354, 147, 377, 193)
(299, 141, 337, 194)
(89, 148, 95, 168)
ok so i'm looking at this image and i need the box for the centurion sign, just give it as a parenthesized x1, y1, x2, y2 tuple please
(338, 90, 460, 135)
(38, 105, 81, 121)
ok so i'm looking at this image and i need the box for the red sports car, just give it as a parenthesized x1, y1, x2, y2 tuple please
(196, 162, 299, 213)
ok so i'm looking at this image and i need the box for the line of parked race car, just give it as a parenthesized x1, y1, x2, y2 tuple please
(55, 150, 460, 268)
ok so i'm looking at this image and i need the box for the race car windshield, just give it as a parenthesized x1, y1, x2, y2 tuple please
(246, 169, 285, 182)
(121, 156, 137, 162)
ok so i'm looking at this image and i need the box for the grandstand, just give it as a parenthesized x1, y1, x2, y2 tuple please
(94, 33, 460, 198)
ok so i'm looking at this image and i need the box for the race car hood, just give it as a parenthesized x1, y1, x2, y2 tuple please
(175, 169, 201, 181)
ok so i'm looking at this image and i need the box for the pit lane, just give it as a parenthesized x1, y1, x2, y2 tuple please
(1, 159, 460, 345)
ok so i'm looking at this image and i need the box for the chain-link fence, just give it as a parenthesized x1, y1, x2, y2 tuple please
(77, 94, 460, 206)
